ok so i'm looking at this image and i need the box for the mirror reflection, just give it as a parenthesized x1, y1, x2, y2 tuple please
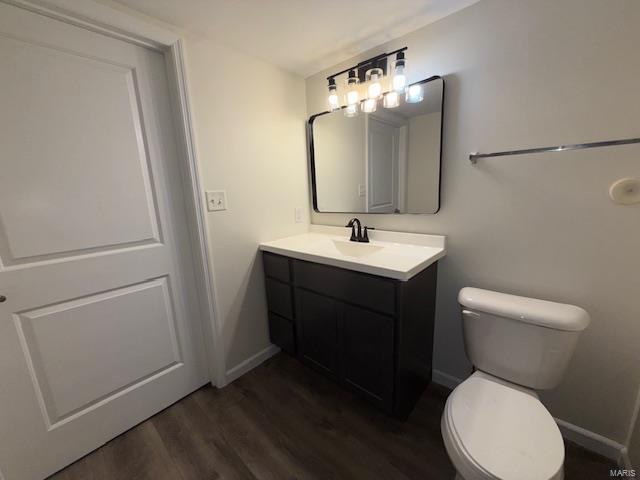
(310, 77, 443, 214)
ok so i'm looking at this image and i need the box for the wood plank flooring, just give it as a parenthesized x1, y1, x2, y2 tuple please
(51, 353, 615, 480)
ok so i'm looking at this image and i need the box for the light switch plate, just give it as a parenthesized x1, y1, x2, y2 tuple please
(358, 184, 366, 197)
(294, 207, 303, 223)
(206, 190, 227, 211)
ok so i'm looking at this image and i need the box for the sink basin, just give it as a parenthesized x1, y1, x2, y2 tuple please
(326, 239, 384, 258)
(259, 225, 446, 281)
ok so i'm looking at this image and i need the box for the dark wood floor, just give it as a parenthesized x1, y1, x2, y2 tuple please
(51, 353, 615, 480)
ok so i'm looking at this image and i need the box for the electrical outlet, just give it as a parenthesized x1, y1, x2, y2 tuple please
(294, 207, 303, 223)
(206, 190, 227, 211)
(358, 184, 366, 197)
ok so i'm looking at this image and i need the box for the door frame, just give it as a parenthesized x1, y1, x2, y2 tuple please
(2, 0, 225, 387)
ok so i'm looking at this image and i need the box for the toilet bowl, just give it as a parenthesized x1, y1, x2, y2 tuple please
(441, 371, 564, 480)
(442, 288, 590, 480)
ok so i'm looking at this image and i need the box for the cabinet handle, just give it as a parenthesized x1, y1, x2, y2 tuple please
(0, 295, 6, 303)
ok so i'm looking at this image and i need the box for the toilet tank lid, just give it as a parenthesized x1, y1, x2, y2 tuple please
(459, 287, 590, 332)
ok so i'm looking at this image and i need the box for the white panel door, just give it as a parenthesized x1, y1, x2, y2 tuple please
(367, 117, 399, 213)
(0, 4, 209, 479)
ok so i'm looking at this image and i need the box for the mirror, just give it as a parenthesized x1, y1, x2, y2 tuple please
(309, 76, 444, 214)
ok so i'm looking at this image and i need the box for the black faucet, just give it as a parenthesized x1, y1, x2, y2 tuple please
(345, 218, 375, 243)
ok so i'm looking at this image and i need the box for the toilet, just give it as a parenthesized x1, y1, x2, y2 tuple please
(441, 287, 590, 480)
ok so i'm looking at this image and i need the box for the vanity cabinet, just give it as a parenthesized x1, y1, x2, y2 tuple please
(262, 251, 438, 419)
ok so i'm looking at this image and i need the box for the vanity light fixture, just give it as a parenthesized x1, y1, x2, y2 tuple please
(327, 77, 340, 111)
(383, 91, 400, 108)
(405, 83, 424, 103)
(325, 47, 425, 115)
(345, 70, 360, 105)
(392, 52, 407, 92)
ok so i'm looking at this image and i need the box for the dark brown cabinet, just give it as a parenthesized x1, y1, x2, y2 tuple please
(340, 303, 394, 410)
(297, 289, 340, 377)
(262, 251, 438, 419)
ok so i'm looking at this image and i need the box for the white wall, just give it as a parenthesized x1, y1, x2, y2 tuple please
(185, 38, 310, 375)
(306, 0, 640, 445)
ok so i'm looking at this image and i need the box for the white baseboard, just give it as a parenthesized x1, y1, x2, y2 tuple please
(555, 418, 624, 463)
(433, 369, 464, 390)
(432, 369, 625, 464)
(223, 344, 280, 386)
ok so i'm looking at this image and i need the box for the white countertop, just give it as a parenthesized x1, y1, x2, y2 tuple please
(259, 225, 446, 281)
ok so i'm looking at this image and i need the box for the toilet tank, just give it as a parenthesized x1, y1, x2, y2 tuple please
(458, 287, 590, 390)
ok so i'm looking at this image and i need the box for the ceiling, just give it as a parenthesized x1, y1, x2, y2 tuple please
(112, 0, 479, 77)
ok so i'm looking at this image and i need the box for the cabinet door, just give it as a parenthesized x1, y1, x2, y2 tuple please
(341, 303, 394, 411)
(296, 290, 339, 376)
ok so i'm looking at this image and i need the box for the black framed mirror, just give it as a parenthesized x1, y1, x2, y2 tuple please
(309, 76, 444, 214)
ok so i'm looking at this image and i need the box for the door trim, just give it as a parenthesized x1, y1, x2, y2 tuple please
(1, 0, 225, 387)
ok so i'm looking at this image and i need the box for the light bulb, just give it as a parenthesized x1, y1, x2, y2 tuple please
(392, 52, 407, 92)
(327, 77, 339, 111)
(344, 103, 359, 117)
(405, 83, 424, 103)
(368, 77, 382, 99)
(383, 91, 399, 108)
(328, 90, 339, 110)
(362, 98, 377, 113)
(366, 67, 383, 99)
(392, 65, 406, 92)
(346, 70, 359, 105)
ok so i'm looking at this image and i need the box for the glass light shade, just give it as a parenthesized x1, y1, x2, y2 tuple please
(383, 91, 399, 108)
(346, 88, 359, 105)
(392, 63, 407, 92)
(344, 103, 359, 117)
(405, 83, 424, 103)
(366, 67, 383, 99)
(328, 86, 340, 111)
(362, 98, 377, 113)
(368, 80, 382, 99)
(346, 74, 359, 105)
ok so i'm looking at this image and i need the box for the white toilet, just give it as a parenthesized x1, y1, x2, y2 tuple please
(441, 287, 590, 480)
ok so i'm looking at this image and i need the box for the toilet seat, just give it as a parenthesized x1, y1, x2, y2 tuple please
(441, 371, 564, 480)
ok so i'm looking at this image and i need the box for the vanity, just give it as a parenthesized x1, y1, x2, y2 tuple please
(261, 70, 446, 418)
(259, 225, 446, 419)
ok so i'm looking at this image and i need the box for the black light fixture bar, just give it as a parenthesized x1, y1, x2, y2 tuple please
(326, 47, 408, 81)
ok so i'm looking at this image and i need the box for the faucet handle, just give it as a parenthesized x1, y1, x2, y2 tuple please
(361, 226, 375, 243)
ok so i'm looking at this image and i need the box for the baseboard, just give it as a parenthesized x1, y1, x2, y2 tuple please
(553, 418, 624, 463)
(433, 369, 464, 390)
(224, 344, 281, 386)
(432, 369, 625, 464)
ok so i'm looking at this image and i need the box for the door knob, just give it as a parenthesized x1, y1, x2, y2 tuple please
(0, 295, 6, 303)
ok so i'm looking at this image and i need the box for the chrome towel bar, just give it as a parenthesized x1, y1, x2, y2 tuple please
(469, 137, 640, 164)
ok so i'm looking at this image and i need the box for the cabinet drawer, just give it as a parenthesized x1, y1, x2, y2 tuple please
(293, 260, 396, 315)
(263, 252, 291, 282)
(268, 312, 295, 355)
(265, 278, 294, 319)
